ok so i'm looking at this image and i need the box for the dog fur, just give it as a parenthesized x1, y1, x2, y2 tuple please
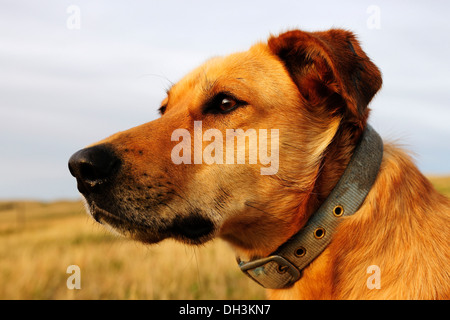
(73, 29, 450, 299)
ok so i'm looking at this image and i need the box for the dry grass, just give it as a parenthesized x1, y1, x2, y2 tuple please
(0, 201, 265, 300)
(0, 176, 448, 300)
(427, 175, 450, 196)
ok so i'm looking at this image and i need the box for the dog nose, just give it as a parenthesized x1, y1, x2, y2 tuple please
(68, 145, 121, 195)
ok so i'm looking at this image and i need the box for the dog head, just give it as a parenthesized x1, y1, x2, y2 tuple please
(69, 29, 381, 257)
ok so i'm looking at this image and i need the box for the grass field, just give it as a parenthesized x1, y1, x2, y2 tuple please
(0, 176, 449, 300)
(0, 201, 265, 299)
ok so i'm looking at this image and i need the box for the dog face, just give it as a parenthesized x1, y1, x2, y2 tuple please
(69, 29, 381, 257)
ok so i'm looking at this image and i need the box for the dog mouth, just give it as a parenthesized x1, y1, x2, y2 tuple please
(86, 200, 216, 245)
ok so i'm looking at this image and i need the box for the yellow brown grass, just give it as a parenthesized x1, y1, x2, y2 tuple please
(0, 201, 264, 299)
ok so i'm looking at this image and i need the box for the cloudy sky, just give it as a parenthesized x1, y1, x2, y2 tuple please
(1, 0, 449, 200)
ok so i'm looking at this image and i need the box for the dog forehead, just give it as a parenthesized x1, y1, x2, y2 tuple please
(202, 43, 285, 78)
(169, 42, 296, 100)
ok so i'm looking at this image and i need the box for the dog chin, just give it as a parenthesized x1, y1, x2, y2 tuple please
(81, 197, 216, 245)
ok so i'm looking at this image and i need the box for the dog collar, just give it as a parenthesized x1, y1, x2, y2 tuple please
(237, 124, 383, 289)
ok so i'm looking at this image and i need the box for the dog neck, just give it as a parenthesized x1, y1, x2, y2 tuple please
(236, 124, 383, 289)
(307, 124, 366, 219)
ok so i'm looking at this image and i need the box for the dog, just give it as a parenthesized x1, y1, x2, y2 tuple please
(69, 29, 450, 299)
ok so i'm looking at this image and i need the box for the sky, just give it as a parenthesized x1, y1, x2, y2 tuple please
(0, 0, 449, 200)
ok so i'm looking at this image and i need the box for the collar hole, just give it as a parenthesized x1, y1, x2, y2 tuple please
(333, 205, 344, 217)
(295, 247, 306, 257)
(314, 227, 325, 239)
(277, 264, 288, 274)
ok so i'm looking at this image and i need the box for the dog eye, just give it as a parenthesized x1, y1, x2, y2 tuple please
(205, 93, 245, 114)
(159, 97, 169, 116)
(158, 104, 167, 115)
(219, 98, 237, 112)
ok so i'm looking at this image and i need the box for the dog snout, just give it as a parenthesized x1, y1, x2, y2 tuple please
(68, 144, 121, 195)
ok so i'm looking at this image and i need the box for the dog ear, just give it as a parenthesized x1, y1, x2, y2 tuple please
(268, 29, 382, 129)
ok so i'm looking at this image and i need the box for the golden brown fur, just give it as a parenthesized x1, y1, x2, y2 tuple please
(71, 29, 450, 299)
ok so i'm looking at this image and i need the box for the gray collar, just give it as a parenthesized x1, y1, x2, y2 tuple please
(237, 124, 384, 289)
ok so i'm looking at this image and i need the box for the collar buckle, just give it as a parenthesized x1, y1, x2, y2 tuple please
(237, 255, 301, 288)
